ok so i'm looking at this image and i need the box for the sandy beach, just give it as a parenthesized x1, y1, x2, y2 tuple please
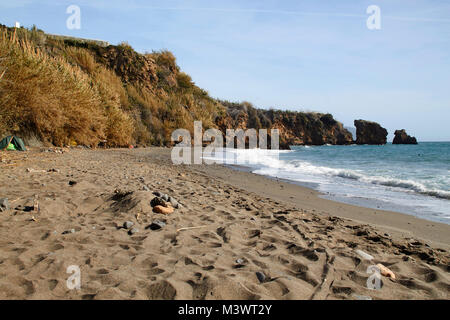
(0, 147, 448, 300)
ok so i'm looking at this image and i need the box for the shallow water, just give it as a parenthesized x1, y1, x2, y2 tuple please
(204, 142, 450, 224)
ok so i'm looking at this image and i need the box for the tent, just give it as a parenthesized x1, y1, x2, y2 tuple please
(0, 136, 27, 151)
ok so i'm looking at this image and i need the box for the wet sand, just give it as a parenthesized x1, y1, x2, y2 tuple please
(0, 147, 448, 299)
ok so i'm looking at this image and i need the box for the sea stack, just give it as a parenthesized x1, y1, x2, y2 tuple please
(354, 120, 388, 145)
(393, 129, 418, 144)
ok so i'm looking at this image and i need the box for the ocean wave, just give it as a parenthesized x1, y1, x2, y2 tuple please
(205, 148, 450, 200)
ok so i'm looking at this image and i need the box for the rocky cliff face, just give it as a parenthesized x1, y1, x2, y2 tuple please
(0, 25, 357, 149)
(354, 120, 388, 145)
(393, 129, 418, 144)
(216, 102, 353, 149)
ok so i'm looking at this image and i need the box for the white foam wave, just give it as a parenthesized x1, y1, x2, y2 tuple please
(205, 148, 450, 200)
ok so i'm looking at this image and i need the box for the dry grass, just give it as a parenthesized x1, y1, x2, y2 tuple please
(0, 26, 228, 147)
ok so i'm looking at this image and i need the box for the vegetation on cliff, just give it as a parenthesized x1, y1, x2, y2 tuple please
(0, 25, 352, 147)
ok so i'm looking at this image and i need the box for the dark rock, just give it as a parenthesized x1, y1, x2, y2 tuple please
(168, 196, 179, 208)
(62, 229, 75, 234)
(147, 220, 166, 230)
(128, 228, 139, 235)
(153, 191, 162, 197)
(123, 221, 134, 229)
(256, 271, 266, 283)
(393, 129, 418, 145)
(0, 198, 9, 212)
(69, 180, 77, 186)
(354, 120, 388, 145)
(150, 197, 167, 207)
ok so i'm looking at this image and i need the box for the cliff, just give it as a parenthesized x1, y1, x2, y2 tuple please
(354, 120, 388, 145)
(0, 25, 352, 149)
(393, 130, 418, 145)
(216, 102, 353, 148)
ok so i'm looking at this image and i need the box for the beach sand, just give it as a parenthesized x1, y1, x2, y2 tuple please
(0, 147, 448, 300)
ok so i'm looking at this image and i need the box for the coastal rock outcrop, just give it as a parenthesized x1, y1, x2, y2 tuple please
(354, 120, 388, 145)
(216, 102, 353, 149)
(393, 129, 418, 144)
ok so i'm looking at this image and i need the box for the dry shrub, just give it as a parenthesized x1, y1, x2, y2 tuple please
(0, 31, 105, 146)
(105, 105, 134, 146)
(0, 26, 228, 148)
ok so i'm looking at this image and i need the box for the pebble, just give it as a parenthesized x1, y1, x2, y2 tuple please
(123, 221, 134, 229)
(153, 191, 162, 197)
(128, 228, 139, 235)
(68, 180, 77, 186)
(153, 205, 174, 215)
(142, 185, 150, 191)
(0, 198, 9, 212)
(355, 249, 374, 261)
(150, 197, 167, 207)
(62, 229, 75, 234)
(376, 263, 396, 279)
(168, 196, 179, 208)
(161, 194, 169, 202)
(148, 220, 166, 230)
(256, 271, 266, 283)
(236, 258, 245, 265)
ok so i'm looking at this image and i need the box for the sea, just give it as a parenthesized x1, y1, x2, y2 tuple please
(204, 142, 450, 224)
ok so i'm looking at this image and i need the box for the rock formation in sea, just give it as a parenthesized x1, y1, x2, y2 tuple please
(354, 120, 388, 145)
(393, 129, 418, 144)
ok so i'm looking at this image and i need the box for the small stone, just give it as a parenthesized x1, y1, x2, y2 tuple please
(376, 263, 396, 279)
(168, 196, 179, 208)
(355, 249, 374, 261)
(128, 228, 139, 235)
(153, 191, 162, 197)
(256, 271, 266, 283)
(150, 197, 167, 207)
(147, 220, 166, 231)
(0, 198, 9, 212)
(69, 180, 77, 186)
(153, 205, 174, 215)
(123, 221, 134, 229)
(62, 229, 75, 235)
(236, 258, 245, 265)
(161, 194, 169, 202)
(142, 185, 150, 191)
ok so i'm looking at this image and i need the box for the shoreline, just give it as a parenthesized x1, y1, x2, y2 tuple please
(0, 147, 448, 300)
(192, 160, 450, 250)
(226, 163, 450, 226)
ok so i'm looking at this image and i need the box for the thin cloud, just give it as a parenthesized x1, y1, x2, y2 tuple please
(121, 5, 450, 24)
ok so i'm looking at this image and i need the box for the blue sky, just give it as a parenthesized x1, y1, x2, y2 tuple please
(1, 0, 450, 141)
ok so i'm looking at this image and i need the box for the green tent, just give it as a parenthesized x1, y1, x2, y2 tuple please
(0, 136, 27, 151)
